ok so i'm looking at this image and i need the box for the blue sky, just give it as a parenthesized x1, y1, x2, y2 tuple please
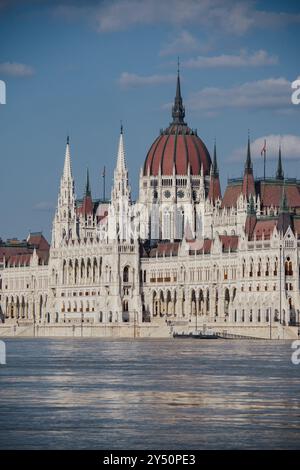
(0, 0, 300, 240)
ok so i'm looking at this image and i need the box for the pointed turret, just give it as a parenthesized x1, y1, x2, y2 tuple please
(116, 123, 127, 174)
(242, 133, 255, 199)
(51, 136, 76, 247)
(171, 59, 186, 124)
(245, 133, 252, 172)
(208, 140, 221, 202)
(63, 135, 72, 181)
(212, 139, 219, 177)
(112, 125, 131, 202)
(110, 125, 132, 242)
(276, 145, 284, 180)
(85, 168, 91, 197)
(79, 168, 93, 216)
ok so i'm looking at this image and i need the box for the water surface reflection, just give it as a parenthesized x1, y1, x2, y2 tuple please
(0, 339, 299, 449)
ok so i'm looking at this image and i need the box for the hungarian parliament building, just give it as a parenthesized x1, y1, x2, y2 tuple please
(1, 73, 300, 335)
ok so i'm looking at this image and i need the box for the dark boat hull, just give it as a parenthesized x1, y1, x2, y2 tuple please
(173, 332, 219, 339)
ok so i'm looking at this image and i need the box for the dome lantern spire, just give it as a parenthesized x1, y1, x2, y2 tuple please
(171, 58, 186, 125)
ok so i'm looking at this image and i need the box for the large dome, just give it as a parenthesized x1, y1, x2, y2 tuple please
(143, 73, 211, 177)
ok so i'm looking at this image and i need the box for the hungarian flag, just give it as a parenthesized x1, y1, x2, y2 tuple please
(261, 139, 266, 157)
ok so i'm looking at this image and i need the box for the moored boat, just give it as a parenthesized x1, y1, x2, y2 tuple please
(173, 330, 219, 339)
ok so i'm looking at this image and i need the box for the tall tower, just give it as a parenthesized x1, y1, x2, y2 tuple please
(109, 126, 132, 242)
(51, 136, 76, 248)
(242, 133, 255, 199)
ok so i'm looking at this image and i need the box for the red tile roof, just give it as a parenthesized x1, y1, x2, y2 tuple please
(219, 235, 239, 252)
(251, 219, 277, 240)
(77, 195, 93, 216)
(222, 183, 242, 208)
(293, 218, 300, 237)
(0, 233, 49, 267)
(259, 182, 300, 208)
(149, 241, 180, 257)
(242, 171, 255, 198)
(143, 125, 211, 177)
(208, 174, 222, 202)
(188, 238, 212, 254)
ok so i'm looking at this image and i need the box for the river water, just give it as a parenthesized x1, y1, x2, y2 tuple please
(0, 338, 299, 449)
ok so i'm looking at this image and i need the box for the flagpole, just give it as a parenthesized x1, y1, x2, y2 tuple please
(261, 139, 266, 181)
(102, 166, 106, 202)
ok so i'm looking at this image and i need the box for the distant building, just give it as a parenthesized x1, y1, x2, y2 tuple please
(1, 73, 300, 331)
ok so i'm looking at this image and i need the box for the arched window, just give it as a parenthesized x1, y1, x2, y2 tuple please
(285, 260, 289, 275)
(224, 288, 230, 315)
(123, 266, 129, 283)
(274, 258, 278, 276)
(284, 258, 293, 276)
(257, 259, 261, 277)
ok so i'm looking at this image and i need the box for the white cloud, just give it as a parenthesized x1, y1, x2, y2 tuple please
(184, 49, 278, 68)
(52, 1, 300, 35)
(94, 0, 248, 34)
(187, 77, 293, 113)
(0, 62, 35, 77)
(34, 201, 55, 212)
(91, 0, 300, 34)
(230, 134, 300, 162)
(119, 72, 176, 88)
(159, 30, 200, 57)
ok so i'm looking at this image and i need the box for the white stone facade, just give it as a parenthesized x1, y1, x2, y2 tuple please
(1, 81, 300, 335)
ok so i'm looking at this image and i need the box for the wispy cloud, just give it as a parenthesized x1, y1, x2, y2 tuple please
(119, 72, 176, 88)
(69, 0, 300, 34)
(33, 201, 55, 212)
(54, 0, 300, 35)
(230, 134, 300, 162)
(186, 77, 293, 114)
(184, 50, 278, 68)
(159, 30, 202, 57)
(0, 62, 35, 77)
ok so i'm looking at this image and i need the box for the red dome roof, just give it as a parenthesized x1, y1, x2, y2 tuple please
(143, 73, 211, 177)
(144, 124, 211, 176)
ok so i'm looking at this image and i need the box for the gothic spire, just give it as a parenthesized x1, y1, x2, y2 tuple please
(208, 140, 222, 202)
(171, 58, 185, 124)
(212, 139, 219, 177)
(116, 123, 127, 173)
(63, 135, 72, 180)
(85, 167, 91, 197)
(245, 131, 252, 172)
(276, 145, 284, 180)
(242, 132, 255, 198)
